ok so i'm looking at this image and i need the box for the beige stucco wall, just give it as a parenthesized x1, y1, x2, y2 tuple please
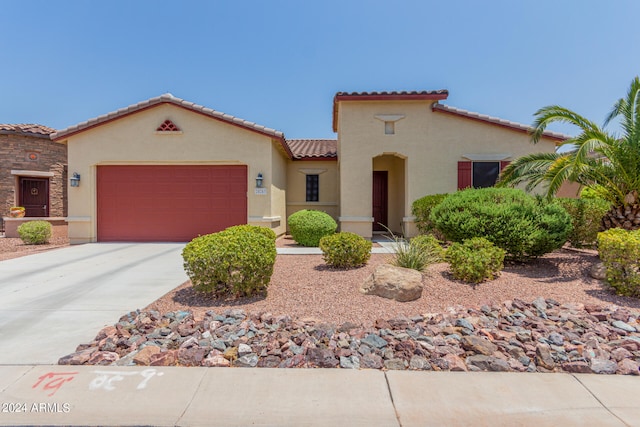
(285, 160, 339, 227)
(61, 103, 286, 243)
(336, 100, 558, 238)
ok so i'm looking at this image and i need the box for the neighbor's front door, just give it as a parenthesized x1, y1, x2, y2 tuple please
(20, 178, 49, 217)
(372, 171, 388, 232)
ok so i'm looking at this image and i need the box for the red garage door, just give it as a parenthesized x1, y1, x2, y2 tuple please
(97, 165, 247, 242)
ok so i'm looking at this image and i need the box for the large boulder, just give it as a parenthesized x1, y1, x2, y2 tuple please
(360, 264, 423, 302)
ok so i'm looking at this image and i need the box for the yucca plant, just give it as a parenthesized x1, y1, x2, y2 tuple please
(498, 76, 640, 230)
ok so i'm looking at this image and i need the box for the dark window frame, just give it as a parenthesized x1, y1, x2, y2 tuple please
(306, 174, 319, 202)
(472, 161, 500, 189)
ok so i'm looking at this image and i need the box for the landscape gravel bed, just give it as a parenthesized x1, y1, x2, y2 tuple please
(0, 225, 69, 261)
(59, 249, 640, 374)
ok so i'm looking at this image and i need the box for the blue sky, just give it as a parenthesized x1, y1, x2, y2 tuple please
(1, 0, 639, 140)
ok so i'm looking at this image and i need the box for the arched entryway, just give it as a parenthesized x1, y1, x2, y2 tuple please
(372, 153, 406, 235)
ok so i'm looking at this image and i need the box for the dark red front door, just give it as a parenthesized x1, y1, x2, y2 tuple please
(20, 178, 49, 217)
(372, 171, 388, 231)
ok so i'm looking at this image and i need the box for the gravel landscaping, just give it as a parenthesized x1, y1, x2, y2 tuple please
(0, 224, 69, 261)
(58, 245, 640, 374)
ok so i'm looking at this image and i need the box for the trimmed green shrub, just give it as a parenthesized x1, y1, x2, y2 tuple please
(224, 224, 277, 241)
(319, 232, 372, 268)
(597, 228, 640, 297)
(411, 193, 448, 238)
(430, 188, 571, 261)
(182, 227, 277, 298)
(446, 237, 505, 284)
(288, 210, 337, 247)
(410, 234, 446, 262)
(557, 198, 611, 248)
(17, 220, 52, 245)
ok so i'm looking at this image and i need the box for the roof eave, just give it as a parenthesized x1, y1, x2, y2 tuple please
(432, 104, 569, 144)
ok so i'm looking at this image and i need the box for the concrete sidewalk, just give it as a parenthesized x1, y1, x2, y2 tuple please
(0, 366, 638, 426)
(0, 243, 188, 364)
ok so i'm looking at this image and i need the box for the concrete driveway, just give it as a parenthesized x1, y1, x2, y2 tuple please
(0, 243, 188, 365)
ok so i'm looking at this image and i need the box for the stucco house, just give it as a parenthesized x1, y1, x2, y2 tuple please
(51, 91, 566, 244)
(0, 124, 67, 234)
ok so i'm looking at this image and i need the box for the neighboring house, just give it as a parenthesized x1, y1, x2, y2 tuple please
(51, 91, 566, 244)
(0, 124, 66, 232)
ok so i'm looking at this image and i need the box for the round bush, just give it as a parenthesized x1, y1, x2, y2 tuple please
(430, 188, 571, 261)
(224, 224, 276, 241)
(319, 232, 372, 268)
(17, 220, 52, 245)
(288, 210, 337, 247)
(446, 237, 505, 283)
(182, 227, 276, 298)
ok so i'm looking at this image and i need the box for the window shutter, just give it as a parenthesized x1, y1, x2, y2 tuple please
(500, 160, 511, 170)
(457, 161, 472, 190)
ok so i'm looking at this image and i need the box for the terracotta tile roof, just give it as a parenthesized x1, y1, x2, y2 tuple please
(335, 90, 449, 99)
(333, 90, 449, 131)
(0, 123, 55, 138)
(51, 93, 292, 157)
(432, 104, 571, 142)
(286, 139, 337, 159)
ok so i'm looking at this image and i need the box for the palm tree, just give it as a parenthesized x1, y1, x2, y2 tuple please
(498, 76, 640, 230)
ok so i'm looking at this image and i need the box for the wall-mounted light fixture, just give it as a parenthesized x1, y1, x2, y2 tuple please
(256, 172, 264, 188)
(70, 172, 81, 187)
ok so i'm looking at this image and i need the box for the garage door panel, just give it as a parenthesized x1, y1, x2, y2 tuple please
(97, 165, 247, 242)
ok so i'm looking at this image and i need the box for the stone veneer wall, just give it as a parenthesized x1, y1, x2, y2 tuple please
(0, 132, 67, 229)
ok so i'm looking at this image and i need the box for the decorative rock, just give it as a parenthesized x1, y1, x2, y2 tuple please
(150, 350, 178, 367)
(58, 347, 98, 365)
(133, 346, 161, 365)
(384, 358, 407, 370)
(561, 361, 591, 373)
(616, 359, 640, 375)
(612, 321, 637, 333)
(360, 264, 423, 302)
(547, 332, 564, 346)
(203, 354, 231, 367)
(340, 355, 360, 369)
(590, 358, 618, 374)
(307, 348, 338, 368)
(361, 334, 388, 349)
(409, 356, 432, 370)
(87, 351, 120, 366)
(442, 354, 467, 371)
(235, 354, 259, 367)
(257, 355, 282, 368)
(360, 353, 383, 369)
(455, 318, 475, 331)
(535, 344, 556, 370)
(465, 355, 510, 372)
(238, 343, 253, 356)
(178, 347, 206, 366)
(460, 336, 498, 356)
(589, 262, 607, 280)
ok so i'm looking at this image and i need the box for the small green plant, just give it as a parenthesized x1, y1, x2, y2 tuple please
(409, 234, 446, 262)
(597, 228, 640, 297)
(430, 187, 571, 261)
(224, 224, 277, 241)
(557, 198, 611, 248)
(385, 229, 441, 272)
(319, 232, 372, 268)
(411, 193, 448, 239)
(446, 237, 505, 284)
(182, 226, 277, 298)
(17, 220, 52, 245)
(287, 210, 337, 247)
